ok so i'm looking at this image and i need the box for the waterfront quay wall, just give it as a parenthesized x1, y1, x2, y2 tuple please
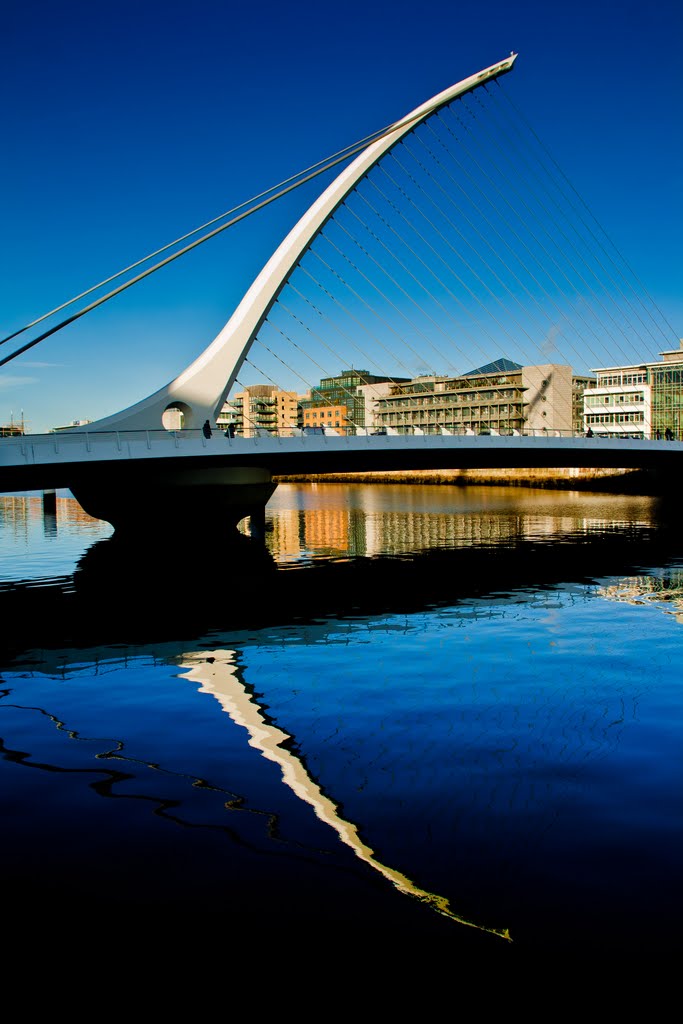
(275, 467, 655, 493)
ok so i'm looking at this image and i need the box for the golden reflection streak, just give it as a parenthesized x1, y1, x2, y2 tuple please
(178, 648, 512, 942)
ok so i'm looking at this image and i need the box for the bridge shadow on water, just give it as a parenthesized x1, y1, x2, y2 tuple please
(3, 492, 683, 660)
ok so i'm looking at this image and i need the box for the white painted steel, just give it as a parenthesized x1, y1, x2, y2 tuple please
(80, 55, 518, 435)
(1, 430, 679, 494)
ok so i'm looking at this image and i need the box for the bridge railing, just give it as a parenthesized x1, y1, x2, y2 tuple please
(0, 425, 667, 448)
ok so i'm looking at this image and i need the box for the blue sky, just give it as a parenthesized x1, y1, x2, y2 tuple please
(1, 0, 681, 433)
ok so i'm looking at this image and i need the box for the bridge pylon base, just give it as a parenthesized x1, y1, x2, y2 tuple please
(69, 465, 277, 536)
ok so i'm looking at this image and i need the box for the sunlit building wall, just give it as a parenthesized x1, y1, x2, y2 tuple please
(586, 342, 683, 439)
(356, 381, 395, 431)
(375, 360, 593, 435)
(220, 386, 299, 437)
(300, 370, 410, 434)
(302, 402, 347, 432)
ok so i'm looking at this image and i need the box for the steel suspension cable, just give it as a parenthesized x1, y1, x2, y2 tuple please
(367, 149, 559, 412)
(283, 277, 419, 385)
(438, 105, 622, 365)
(407, 125, 586, 356)
(350, 171, 539, 371)
(467, 89, 655, 361)
(367, 158, 550, 363)
(396, 132, 596, 380)
(0, 109, 447, 370)
(492, 80, 679, 348)
(0, 119, 424, 352)
(296, 262, 423, 380)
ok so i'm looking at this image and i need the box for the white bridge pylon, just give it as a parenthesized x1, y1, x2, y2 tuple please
(84, 54, 518, 434)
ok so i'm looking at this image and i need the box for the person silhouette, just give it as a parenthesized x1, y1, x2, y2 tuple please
(202, 419, 212, 439)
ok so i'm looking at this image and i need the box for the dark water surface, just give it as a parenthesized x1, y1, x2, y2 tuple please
(1, 483, 681, 957)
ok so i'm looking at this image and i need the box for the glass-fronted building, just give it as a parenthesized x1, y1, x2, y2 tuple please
(586, 342, 683, 439)
(300, 369, 409, 435)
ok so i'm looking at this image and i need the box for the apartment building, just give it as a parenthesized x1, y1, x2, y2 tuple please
(218, 385, 299, 437)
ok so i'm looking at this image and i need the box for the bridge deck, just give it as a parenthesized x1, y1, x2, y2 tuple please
(1, 430, 680, 494)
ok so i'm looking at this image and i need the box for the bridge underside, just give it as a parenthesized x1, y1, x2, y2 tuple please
(211, 442, 679, 477)
(2, 435, 678, 534)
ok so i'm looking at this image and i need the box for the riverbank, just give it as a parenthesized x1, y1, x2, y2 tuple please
(275, 467, 656, 493)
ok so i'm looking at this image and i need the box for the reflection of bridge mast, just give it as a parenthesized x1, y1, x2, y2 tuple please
(177, 647, 511, 941)
(598, 571, 683, 622)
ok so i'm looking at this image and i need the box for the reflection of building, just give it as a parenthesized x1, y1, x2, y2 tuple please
(0, 495, 108, 549)
(240, 507, 304, 559)
(238, 483, 651, 564)
(375, 360, 595, 435)
(242, 503, 362, 559)
(219, 385, 299, 437)
(300, 369, 409, 434)
(586, 341, 683, 440)
(301, 507, 351, 552)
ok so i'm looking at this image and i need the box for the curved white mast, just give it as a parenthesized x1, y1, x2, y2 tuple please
(87, 54, 517, 433)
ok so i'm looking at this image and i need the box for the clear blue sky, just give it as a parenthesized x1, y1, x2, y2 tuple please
(1, 0, 681, 433)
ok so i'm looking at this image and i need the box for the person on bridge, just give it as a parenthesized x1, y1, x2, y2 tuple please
(586, 426, 594, 437)
(202, 419, 212, 439)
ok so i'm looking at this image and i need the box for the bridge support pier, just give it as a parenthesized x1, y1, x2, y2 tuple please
(42, 488, 57, 516)
(69, 465, 277, 537)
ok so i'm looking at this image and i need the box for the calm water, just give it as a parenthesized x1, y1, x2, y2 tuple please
(1, 483, 681, 956)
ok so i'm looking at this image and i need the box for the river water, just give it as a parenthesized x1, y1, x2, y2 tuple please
(1, 482, 681, 957)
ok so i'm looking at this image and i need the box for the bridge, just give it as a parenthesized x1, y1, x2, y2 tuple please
(1, 54, 680, 533)
(1, 426, 679, 532)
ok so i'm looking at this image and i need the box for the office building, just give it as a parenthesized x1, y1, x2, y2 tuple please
(300, 369, 410, 435)
(586, 342, 683, 439)
(374, 360, 595, 436)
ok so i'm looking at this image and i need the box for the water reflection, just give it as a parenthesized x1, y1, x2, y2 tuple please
(1, 484, 680, 665)
(1, 484, 682, 949)
(253, 483, 660, 563)
(598, 569, 683, 622)
(179, 647, 511, 941)
(0, 484, 670, 584)
(0, 492, 111, 584)
(2, 572, 678, 948)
